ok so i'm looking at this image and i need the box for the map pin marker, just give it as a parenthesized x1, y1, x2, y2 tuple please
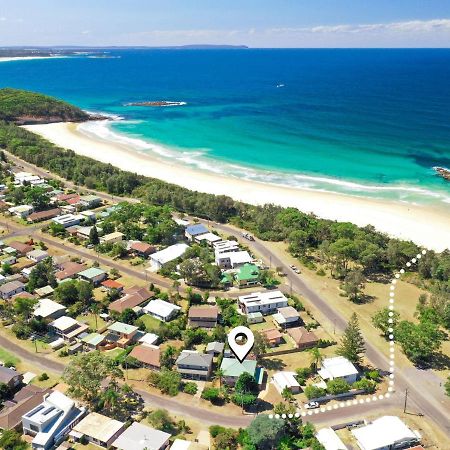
(228, 326, 255, 363)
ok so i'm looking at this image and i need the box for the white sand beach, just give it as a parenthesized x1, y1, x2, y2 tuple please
(24, 122, 450, 251)
(0, 56, 64, 63)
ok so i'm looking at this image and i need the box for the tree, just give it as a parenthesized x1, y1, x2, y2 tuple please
(308, 347, 323, 372)
(201, 387, 221, 403)
(160, 345, 178, 369)
(235, 372, 258, 395)
(395, 320, 444, 364)
(13, 297, 38, 321)
(252, 331, 269, 359)
(62, 351, 123, 405)
(337, 313, 365, 365)
(148, 409, 173, 432)
(89, 226, 100, 245)
(327, 378, 350, 395)
(342, 269, 365, 303)
(0, 429, 28, 450)
(214, 368, 225, 389)
(147, 369, 181, 396)
(304, 385, 326, 400)
(282, 387, 294, 402)
(25, 186, 49, 211)
(372, 308, 400, 338)
(246, 415, 286, 450)
(445, 376, 450, 397)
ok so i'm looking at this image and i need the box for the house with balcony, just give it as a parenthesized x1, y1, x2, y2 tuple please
(238, 290, 288, 315)
(176, 350, 213, 380)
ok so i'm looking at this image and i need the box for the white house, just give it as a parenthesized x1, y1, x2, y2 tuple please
(351, 416, 421, 450)
(149, 243, 189, 270)
(215, 250, 252, 269)
(52, 214, 83, 228)
(33, 298, 66, 321)
(272, 371, 301, 394)
(318, 356, 359, 384)
(112, 422, 170, 450)
(316, 428, 348, 450)
(26, 249, 49, 263)
(238, 290, 288, 315)
(143, 299, 181, 322)
(8, 204, 34, 218)
(49, 316, 88, 341)
(213, 239, 240, 254)
(194, 232, 222, 246)
(22, 391, 86, 450)
(100, 231, 124, 245)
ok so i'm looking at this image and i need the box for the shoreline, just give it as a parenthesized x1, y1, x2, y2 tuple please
(24, 121, 450, 251)
(0, 56, 63, 63)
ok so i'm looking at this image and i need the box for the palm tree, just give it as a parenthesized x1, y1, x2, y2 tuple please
(90, 302, 100, 330)
(214, 368, 225, 389)
(102, 388, 119, 412)
(308, 346, 323, 372)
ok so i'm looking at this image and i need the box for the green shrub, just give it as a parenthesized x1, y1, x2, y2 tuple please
(183, 382, 198, 395)
(38, 373, 49, 381)
(304, 385, 326, 400)
(327, 378, 350, 395)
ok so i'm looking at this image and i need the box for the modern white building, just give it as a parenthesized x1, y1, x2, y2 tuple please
(351, 416, 421, 450)
(194, 232, 222, 246)
(215, 250, 253, 269)
(52, 214, 83, 228)
(319, 356, 359, 384)
(143, 299, 181, 322)
(22, 391, 86, 450)
(213, 239, 240, 255)
(149, 243, 189, 270)
(49, 316, 88, 341)
(238, 290, 288, 315)
(316, 428, 348, 450)
(272, 371, 301, 394)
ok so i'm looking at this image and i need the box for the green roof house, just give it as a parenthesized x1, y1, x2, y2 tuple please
(220, 357, 264, 386)
(78, 267, 107, 285)
(81, 332, 105, 350)
(235, 263, 260, 287)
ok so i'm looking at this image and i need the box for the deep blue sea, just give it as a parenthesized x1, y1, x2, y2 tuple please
(1, 48, 450, 205)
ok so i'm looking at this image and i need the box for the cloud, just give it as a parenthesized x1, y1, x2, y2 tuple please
(0, 17, 6, 22)
(81, 30, 90, 35)
(270, 19, 450, 35)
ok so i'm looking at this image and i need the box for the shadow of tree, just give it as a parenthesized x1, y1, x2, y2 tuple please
(260, 358, 286, 371)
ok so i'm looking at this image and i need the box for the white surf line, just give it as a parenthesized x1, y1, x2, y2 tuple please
(269, 248, 428, 420)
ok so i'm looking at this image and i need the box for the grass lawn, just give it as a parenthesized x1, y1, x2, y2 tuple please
(105, 347, 126, 359)
(0, 346, 20, 365)
(76, 313, 107, 331)
(139, 314, 161, 331)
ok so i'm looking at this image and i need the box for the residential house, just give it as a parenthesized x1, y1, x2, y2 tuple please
(319, 356, 359, 384)
(215, 250, 253, 269)
(27, 208, 61, 223)
(287, 327, 319, 350)
(105, 322, 139, 347)
(34, 285, 54, 298)
(273, 306, 301, 329)
(220, 358, 264, 387)
(213, 239, 239, 255)
(176, 350, 213, 380)
(0, 385, 50, 431)
(100, 231, 124, 245)
(70, 412, 125, 448)
(108, 286, 153, 314)
(78, 267, 107, 285)
(149, 243, 189, 271)
(205, 341, 225, 356)
(194, 232, 222, 246)
(79, 210, 96, 221)
(8, 205, 34, 219)
(0, 366, 23, 389)
(79, 195, 102, 208)
(55, 262, 87, 282)
(8, 241, 34, 256)
(188, 306, 219, 329)
(138, 332, 159, 346)
(260, 328, 283, 347)
(112, 422, 170, 450)
(101, 279, 125, 293)
(238, 290, 288, 315)
(143, 299, 181, 322)
(316, 428, 348, 450)
(171, 439, 208, 450)
(27, 249, 49, 263)
(22, 391, 86, 450)
(351, 416, 421, 450)
(33, 299, 66, 322)
(185, 223, 208, 241)
(54, 193, 80, 204)
(52, 214, 83, 228)
(272, 372, 301, 395)
(49, 316, 89, 342)
(129, 344, 161, 370)
(68, 225, 93, 240)
(81, 333, 105, 350)
(129, 241, 156, 258)
(0, 280, 26, 300)
(235, 263, 260, 287)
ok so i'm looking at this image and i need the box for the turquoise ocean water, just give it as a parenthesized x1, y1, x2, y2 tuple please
(1, 49, 450, 205)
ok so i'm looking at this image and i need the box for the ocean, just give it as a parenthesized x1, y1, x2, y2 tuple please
(1, 48, 450, 205)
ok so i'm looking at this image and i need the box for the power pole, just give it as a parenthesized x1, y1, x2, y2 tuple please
(403, 388, 408, 413)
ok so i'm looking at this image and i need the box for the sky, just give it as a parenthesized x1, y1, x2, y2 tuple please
(1, 0, 450, 48)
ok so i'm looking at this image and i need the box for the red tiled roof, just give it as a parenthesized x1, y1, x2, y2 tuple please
(56, 193, 79, 202)
(55, 262, 87, 280)
(129, 344, 160, 368)
(287, 327, 319, 347)
(8, 241, 33, 254)
(130, 242, 155, 254)
(188, 306, 219, 319)
(261, 328, 283, 342)
(101, 279, 124, 290)
(27, 208, 61, 222)
(108, 288, 154, 314)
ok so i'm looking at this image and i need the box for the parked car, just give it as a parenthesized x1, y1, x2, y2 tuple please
(304, 401, 319, 409)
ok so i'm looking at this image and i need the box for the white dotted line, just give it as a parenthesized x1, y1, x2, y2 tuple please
(269, 249, 427, 420)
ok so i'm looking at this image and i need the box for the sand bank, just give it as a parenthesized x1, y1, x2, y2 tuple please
(24, 122, 450, 251)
